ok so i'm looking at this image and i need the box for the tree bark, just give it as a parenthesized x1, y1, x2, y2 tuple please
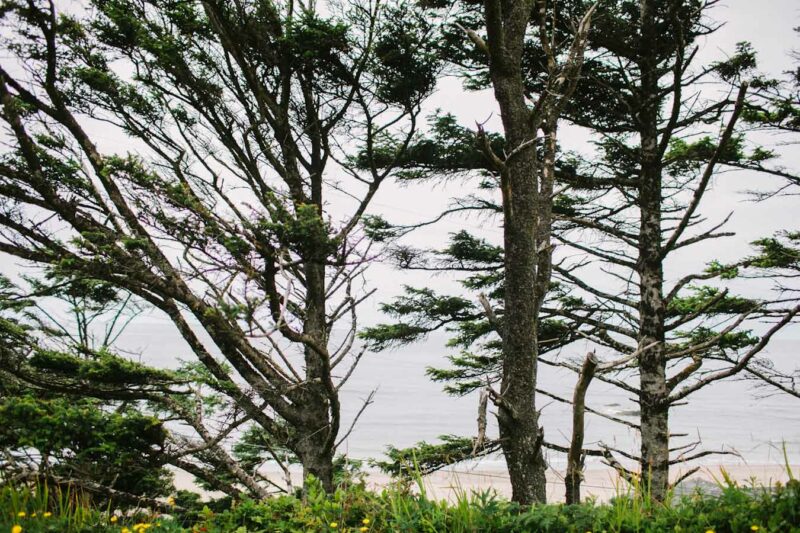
(296, 254, 337, 492)
(636, 0, 669, 502)
(498, 133, 548, 503)
(484, 0, 548, 504)
(565, 352, 598, 504)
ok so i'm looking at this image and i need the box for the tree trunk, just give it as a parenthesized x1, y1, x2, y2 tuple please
(636, 0, 669, 501)
(481, 0, 548, 505)
(494, 77, 548, 507)
(637, 240, 669, 500)
(566, 352, 598, 504)
(637, 154, 669, 500)
(299, 443, 334, 492)
(296, 255, 337, 492)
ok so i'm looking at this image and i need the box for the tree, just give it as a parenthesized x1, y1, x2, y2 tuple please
(364, 0, 596, 504)
(0, 0, 438, 493)
(0, 276, 175, 507)
(530, 0, 800, 500)
(367, 0, 800, 503)
(734, 29, 800, 398)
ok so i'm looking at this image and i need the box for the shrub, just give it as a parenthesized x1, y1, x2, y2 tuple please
(2, 475, 799, 532)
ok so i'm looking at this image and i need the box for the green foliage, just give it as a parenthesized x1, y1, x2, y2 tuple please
(261, 203, 338, 262)
(427, 318, 571, 396)
(706, 261, 740, 280)
(510, 479, 800, 533)
(672, 328, 760, 355)
(0, 396, 172, 500)
(360, 113, 503, 178)
(360, 228, 505, 357)
(748, 232, 800, 270)
(28, 348, 177, 386)
(206, 475, 520, 533)
(665, 135, 747, 176)
(207, 476, 800, 533)
(281, 12, 350, 77)
(714, 42, 759, 82)
(362, 215, 400, 243)
(360, 287, 477, 350)
(358, 322, 435, 351)
(443, 231, 502, 266)
(374, 435, 500, 477)
(667, 286, 758, 318)
(0, 276, 182, 505)
(0, 482, 185, 532)
(370, 4, 439, 108)
(553, 193, 583, 216)
(2, 473, 800, 532)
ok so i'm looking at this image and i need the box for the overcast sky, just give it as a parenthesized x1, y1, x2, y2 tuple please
(1, 0, 798, 462)
(354, 0, 800, 338)
(2, 0, 799, 337)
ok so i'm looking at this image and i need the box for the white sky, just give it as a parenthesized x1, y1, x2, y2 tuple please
(2, 0, 797, 464)
(2, 0, 799, 336)
(357, 0, 800, 339)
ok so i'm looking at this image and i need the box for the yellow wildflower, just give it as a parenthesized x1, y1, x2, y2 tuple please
(16, 512, 25, 518)
(122, 528, 131, 533)
(42, 512, 52, 518)
(133, 524, 151, 531)
(362, 518, 370, 525)
(751, 527, 760, 532)
(167, 496, 176, 506)
(11, 525, 22, 533)
(330, 522, 338, 529)
(360, 528, 368, 532)
(705, 530, 715, 533)
(110, 515, 119, 524)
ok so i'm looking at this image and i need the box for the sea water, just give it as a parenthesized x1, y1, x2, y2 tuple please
(114, 321, 800, 472)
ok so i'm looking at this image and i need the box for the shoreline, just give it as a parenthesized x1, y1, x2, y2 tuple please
(173, 462, 799, 503)
(401, 463, 799, 502)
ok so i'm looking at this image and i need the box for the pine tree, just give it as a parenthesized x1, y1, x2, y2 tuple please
(0, 0, 438, 493)
(365, 1, 800, 502)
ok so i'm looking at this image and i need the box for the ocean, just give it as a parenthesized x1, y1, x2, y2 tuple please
(113, 320, 800, 472)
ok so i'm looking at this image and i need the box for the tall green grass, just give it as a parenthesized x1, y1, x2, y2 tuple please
(0, 482, 182, 532)
(205, 471, 800, 533)
(2, 467, 799, 532)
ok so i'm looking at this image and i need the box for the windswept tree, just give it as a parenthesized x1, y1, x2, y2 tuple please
(0, 275, 177, 507)
(529, 0, 800, 500)
(367, 0, 800, 503)
(734, 30, 800, 398)
(364, 0, 597, 504)
(0, 0, 438, 493)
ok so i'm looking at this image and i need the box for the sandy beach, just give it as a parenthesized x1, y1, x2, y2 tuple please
(402, 463, 800, 502)
(173, 462, 799, 503)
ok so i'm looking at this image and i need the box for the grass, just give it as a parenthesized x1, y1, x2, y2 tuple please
(0, 483, 183, 533)
(2, 471, 799, 532)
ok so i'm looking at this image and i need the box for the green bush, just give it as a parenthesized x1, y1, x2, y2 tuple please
(2, 476, 799, 532)
(0, 483, 183, 532)
(206, 476, 800, 533)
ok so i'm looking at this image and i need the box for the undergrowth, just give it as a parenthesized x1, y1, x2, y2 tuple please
(2, 470, 799, 532)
